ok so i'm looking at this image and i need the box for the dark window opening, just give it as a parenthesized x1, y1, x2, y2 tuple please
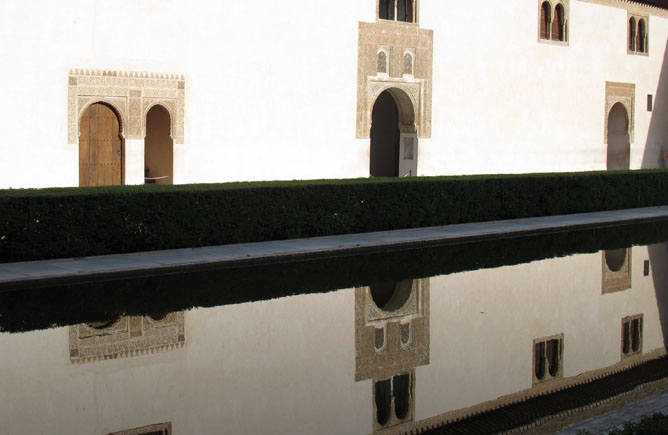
(605, 249, 627, 273)
(379, 0, 415, 23)
(647, 95, 653, 112)
(547, 339, 560, 377)
(370, 280, 413, 312)
(638, 19, 647, 53)
(375, 379, 392, 426)
(535, 341, 546, 380)
(622, 315, 643, 357)
(380, 0, 395, 20)
(540, 2, 551, 40)
(629, 17, 637, 52)
(393, 374, 410, 419)
(552, 4, 565, 41)
(534, 336, 563, 383)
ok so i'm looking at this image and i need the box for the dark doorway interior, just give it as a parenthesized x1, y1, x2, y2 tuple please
(370, 91, 400, 177)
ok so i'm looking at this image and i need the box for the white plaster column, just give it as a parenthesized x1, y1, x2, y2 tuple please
(124, 139, 145, 185)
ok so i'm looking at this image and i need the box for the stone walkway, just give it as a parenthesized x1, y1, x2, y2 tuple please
(2, 206, 668, 289)
(562, 390, 668, 434)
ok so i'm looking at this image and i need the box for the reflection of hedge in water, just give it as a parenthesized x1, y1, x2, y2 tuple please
(3, 170, 668, 263)
(1, 220, 668, 332)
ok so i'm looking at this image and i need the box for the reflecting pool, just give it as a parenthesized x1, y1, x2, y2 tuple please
(2, 223, 668, 434)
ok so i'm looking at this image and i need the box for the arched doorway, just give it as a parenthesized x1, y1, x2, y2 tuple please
(79, 102, 123, 187)
(370, 89, 418, 177)
(144, 105, 173, 185)
(607, 102, 630, 170)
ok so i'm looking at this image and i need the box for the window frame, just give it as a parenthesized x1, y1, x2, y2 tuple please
(377, 0, 419, 25)
(532, 333, 564, 385)
(628, 13, 649, 56)
(537, 0, 569, 46)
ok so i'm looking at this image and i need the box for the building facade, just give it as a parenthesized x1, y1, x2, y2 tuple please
(0, 0, 667, 188)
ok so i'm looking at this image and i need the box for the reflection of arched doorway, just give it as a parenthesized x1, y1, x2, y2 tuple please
(370, 279, 413, 312)
(144, 105, 173, 185)
(370, 89, 418, 177)
(79, 103, 123, 187)
(607, 102, 630, 170)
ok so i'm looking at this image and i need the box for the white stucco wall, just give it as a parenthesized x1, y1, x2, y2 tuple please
(0, 0, 667, 188)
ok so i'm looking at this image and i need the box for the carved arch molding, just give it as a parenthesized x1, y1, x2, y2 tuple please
(68, 69, 185, 144)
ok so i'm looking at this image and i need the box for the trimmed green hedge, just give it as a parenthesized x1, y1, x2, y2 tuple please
(2, 170, 668, 262)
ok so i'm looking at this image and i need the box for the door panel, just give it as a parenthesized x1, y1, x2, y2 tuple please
(79, 103, 122, 187)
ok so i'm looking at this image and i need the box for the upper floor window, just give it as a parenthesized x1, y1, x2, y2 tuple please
(539, 1, 569, 44)
(379, 0, 416, 23)
(629, 14, 648, 55)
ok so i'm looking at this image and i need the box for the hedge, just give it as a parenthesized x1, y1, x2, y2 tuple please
(2, 169, 668, 262)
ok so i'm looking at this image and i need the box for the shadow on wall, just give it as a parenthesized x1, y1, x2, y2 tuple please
(641, 37, 668, 170)
(645, 37, 668, 349)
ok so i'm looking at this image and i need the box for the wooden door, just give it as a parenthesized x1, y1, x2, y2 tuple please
(79, 103, 122, 186)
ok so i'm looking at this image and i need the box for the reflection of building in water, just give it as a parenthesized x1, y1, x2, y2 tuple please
(108, 422, 172, 435)
(69, 312, 185, 364)
(603, 248, 632, 293)
(355, 278, 429, 432)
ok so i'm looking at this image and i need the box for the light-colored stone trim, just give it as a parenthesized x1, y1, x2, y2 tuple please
(357, 21, 433, 138)
(68, 69, 185, 145)
(108, 422, 172, 435)
(537, 0, 570, 46)
(69, 312, 185, 364)
(578, 0, 668, 18)
(602, 248, 632, 293)
(605, 81, 635, 145)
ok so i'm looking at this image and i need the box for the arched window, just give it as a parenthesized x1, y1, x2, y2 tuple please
(379, 0, 394, 20)
(638, 19, 647, 53)
(540, 2, 551, 40)
(552, 3, 565, 41)
(393, 374, 410, 419)
(375, 379, 392, 426)
(629, 17, 637, 52)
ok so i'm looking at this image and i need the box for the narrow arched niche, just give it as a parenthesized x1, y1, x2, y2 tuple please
(144, 105, 174, 185)
(607, 102, 630, 170)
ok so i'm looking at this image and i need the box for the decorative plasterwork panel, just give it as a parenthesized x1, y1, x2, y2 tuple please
(605, 81, 635, 144)
(356, 21, 433, 138)
(69, 312, 185, 364)
(578, 0, 668, 18)
(355, 279, 430, 382)
(68, 69, 185, 144)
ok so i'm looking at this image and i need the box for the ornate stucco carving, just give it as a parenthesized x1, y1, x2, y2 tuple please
(68, 69, 185, 144)
(69, 312, 185, 364)
(356, 21, 433, 138)
(605, 81, 635, 144)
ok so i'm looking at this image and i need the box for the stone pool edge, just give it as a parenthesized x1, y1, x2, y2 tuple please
(2, 205, 668, 291)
